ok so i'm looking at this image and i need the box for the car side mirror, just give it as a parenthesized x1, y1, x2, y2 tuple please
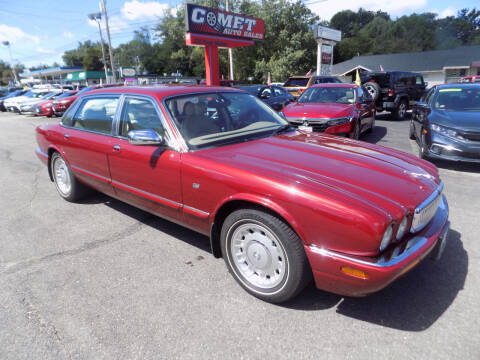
(260, 93, 270, 99)
(424, 82, 428, 87)
(414, 101, 428, 108)
(127, 129, 164, 146)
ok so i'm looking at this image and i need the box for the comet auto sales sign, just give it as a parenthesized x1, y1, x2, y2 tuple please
(185, 3, 264, 40)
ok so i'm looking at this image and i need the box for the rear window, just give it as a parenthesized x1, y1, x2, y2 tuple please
(284, 78, 309, 87)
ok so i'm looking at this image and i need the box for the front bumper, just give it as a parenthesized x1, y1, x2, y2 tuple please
(305, 194, 449, 297)
(426, 132, 480, 163)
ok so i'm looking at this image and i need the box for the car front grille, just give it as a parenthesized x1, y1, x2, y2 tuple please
(287, 118, 330, 132)
(411, 182, 443, 233)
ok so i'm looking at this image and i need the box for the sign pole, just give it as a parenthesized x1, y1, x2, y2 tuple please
(205, 45, 220, 86)
(317, 41, 322, 76)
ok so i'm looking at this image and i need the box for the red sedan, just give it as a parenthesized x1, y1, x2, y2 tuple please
(281, 84, 376, 139)
(35, 91, 78, 117)
(35, 86, 449, 303)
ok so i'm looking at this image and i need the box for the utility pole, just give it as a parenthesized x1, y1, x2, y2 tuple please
(88, 13, 109, 83)
(226, 0, 234, 80)
(2, 41, 19, 85)
(100, 0, 117, 83)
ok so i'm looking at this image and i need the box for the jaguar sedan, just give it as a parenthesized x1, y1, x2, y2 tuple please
(35, 86, 449, 303)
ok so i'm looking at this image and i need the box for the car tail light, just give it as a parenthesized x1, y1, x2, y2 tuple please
(388, 89, 394, 97)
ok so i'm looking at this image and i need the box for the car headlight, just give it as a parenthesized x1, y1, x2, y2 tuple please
(431, 124, 463, 140)
(327, 116, 354, 126)
(396, 216, 408, 240)
(380, 224, 393, 251)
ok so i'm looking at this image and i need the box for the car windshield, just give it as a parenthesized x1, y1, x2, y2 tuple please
(284, 78, 309, 87)
(4, 90, 24, 99)
(297, 87, 356, 104)
(56, 91, 77, 99)
(433, 87, 480, 111)
(165, 92, 289, 150)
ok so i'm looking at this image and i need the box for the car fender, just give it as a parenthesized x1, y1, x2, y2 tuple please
(208, 192, 306, 258)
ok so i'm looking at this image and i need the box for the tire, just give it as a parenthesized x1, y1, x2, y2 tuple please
(220, 208, 311, 303)
(352, 120, 361, 139)
(394, 99, 408, 120)
(409, 120, 416, 140)
(418, 133, 429, 160)
(50, 152, 89, 202)
(364, 82, 381, 101)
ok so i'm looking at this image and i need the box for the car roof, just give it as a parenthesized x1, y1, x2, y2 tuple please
(436, 83, 480, 89)
(85, 85, 243, 99)
(310, 83, 356, 88)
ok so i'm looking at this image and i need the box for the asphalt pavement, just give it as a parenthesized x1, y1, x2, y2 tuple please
(0, 111, 479, 360)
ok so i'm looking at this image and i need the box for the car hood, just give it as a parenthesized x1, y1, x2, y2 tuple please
(431, 109, 480, 131)
(21, 98, 47, 106)
(283, 102, 354, 118)
(195, 132, 440, 215)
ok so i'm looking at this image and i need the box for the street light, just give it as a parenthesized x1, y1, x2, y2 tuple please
(2, 41, 19, 85)
(88, 12, 109, 83)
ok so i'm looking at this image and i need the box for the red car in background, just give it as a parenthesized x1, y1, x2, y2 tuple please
(457, 75, 480, 83)
(281, 84, 376, 139)
(35, 91, 78, 117)
(52, 84, 123, 116)
(35, 86, 449, 303)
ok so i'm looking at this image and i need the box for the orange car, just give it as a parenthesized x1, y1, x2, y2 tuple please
(283, 75, 342, 98)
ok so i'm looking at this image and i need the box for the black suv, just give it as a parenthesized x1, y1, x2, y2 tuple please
(361, 71, 426, 120)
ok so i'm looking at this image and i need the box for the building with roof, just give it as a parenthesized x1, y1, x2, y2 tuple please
(332, 45, 480, 86)
(19, 66, 83, 84)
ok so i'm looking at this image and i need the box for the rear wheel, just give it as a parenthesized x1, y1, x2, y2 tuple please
(50, 152, 89, 202)
(364, 82, 380, 100)
(221, 208, 311, 303)
(367, 116, 375, 134)
(394, 99, 408, 120)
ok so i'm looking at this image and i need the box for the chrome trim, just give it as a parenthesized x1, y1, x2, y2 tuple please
(183, 204, 210, 216)
(71, 165, 110, 183)
(112, 179, 183, 208)
(411, 181, 444, 233)
(70, 165, 208, 215)
(310, 236, 428, 268)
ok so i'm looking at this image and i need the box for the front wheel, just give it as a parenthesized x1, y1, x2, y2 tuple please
(352, 120, 361, 139)
(418, 133, 429, 160)
(409, 120, 416, 140)
(221, 208, 311, 303)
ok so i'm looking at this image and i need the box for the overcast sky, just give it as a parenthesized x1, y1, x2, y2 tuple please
(0, 0, 476, 68)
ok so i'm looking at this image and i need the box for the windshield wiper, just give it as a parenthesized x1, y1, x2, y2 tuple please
(271, 124, 294, 136)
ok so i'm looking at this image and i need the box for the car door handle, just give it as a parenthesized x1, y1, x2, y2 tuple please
(64, 134, 69, 139)
(113, 145, 121, 151)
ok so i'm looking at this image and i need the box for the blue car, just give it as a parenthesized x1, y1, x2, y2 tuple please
(410, 83, 480, 163)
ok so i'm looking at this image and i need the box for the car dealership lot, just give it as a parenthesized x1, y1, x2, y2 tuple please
(0, 112, 479, 359)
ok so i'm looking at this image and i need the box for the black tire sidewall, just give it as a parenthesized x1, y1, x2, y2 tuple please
(220, 208, 310, 303)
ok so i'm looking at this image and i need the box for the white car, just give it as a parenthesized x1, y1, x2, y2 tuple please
(4, 90, 51, 113)
(18, 91, 63, 114)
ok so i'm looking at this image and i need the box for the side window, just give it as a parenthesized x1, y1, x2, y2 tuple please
(71, 97, 118, 134)
(61, 105, 76, 126)
(425, 88, 435, 104)
(357, 86, 364, 102)
(273, 86, 283, 97)
(416, 76, 423, 85)
(119, 97, 165, 137)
